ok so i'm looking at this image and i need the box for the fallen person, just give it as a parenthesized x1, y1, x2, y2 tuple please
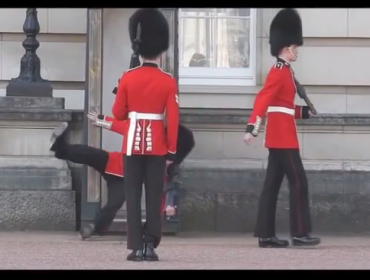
(49, 114, 195, 239)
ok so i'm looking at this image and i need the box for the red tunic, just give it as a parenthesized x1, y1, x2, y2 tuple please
(97, 116, 127, 177)
(246, 58, 309, 149)
(105, 152, 124, 177)
(100, 116, 169, 188)
(97, 115, 168, 212)
(112, 62, 179, 159)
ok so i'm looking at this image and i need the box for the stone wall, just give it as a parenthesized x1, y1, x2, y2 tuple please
(0, 8, 86, 109)
(179, 109, 370, 233)
(0, 9, 369, 232)
(0, 98, 83, 231)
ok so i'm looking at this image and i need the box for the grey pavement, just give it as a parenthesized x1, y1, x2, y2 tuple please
(1, 231, 370, 269)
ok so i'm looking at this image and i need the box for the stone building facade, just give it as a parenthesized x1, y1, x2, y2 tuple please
(1, 8, 370, 232)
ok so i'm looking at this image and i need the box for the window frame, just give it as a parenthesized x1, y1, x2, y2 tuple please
(178, 8, 257, 87)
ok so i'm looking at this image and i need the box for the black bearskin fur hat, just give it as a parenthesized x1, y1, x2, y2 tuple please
(269, 8, 303, 57)
(174, 124, 195, 165)
(129, 9, 169, 59)
(166, 124, 195, 181)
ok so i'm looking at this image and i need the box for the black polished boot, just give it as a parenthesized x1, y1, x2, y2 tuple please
(259, 236, 290, 248)
(79, 224, 100, 240)
(50, 122, 68, 154)
(143, 243, 159, 261)
(292, 234, 321, 246)
(126, 250, 144, 262)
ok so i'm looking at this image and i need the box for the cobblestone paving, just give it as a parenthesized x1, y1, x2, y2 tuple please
(0, 232, 370, 269)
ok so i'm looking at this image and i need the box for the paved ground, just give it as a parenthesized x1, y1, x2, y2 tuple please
(1, 231, 370, 269)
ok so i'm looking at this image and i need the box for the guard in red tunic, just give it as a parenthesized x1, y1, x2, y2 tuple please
(244, 9, 320, 248)
(112, 9, 179, 261)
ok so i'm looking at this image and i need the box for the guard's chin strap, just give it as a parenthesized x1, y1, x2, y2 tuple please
(288, 47, 297, 60)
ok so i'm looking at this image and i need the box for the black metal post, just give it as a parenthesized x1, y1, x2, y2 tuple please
(6, 8, 52, 97)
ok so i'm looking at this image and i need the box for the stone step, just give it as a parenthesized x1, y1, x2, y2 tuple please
(0, 168, 70, 177)
(0, 157, 72, 190)
(0, 156, 69, 169)
(0, 168, 72, 191)
(184, 158, 370, 171)
(0, 97, 64, 109)
(180, 158, 370, 233)
(0, 174, 72, 191)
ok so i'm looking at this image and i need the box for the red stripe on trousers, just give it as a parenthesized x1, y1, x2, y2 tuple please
(288, 151, 303, 236)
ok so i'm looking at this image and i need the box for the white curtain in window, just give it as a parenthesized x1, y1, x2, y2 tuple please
(180, 9, 250, 69)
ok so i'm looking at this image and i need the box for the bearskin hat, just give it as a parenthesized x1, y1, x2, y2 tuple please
(175, 124, 195, 165)
(129, 9, 169, 59)
(269, 8, 303, 57)
(166, 124, 195, 182)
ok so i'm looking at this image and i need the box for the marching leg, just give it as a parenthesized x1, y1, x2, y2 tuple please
(281, 149, 320, 246)
(125, 155, 145, 261)
(93, 176, 125, 233)
(143, 155, 166, 261)
(254, 149, 288, 248)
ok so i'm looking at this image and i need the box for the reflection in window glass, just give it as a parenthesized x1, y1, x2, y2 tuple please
(179, 8, 251, 69)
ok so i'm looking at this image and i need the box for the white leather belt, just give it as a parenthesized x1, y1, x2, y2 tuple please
(267, 106, 295, 116)
(126, 112, 164, 156)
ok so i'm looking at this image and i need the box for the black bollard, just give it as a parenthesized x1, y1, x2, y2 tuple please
(6, 8, 52, 97)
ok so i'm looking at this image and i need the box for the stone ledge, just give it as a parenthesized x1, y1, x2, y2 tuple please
(0, 170, 72, 191)
(180, 162, 370, 232)
(0, 156, 70, 169)
(3, 108, 367, 126)
(6, 108, 365, 127)
(17, 108, 368, 126)
(0, 108, 83, 122)
(184, 158, 370, 171)
(0, 97, 65, 109)
(180, 108, 370, 126)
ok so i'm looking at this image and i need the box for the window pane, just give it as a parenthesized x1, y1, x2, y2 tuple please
(160, 9, 176, 76)
(179, 17, 250, 69)
(180, 8, 250, 17)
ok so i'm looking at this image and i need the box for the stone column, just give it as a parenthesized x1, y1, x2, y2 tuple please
(6, 8, 52, 97)
(0, 8, 76, 231)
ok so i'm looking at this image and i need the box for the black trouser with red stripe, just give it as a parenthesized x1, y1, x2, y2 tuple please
(254, 148, 312, 238)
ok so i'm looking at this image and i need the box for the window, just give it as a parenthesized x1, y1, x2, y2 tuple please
(179, 8, 257, 87)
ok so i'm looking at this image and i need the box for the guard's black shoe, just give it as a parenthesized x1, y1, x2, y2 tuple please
(259, 236, 290, 248)
(292, 235, 321, 246)
(79, 224, 97, 240)
(80, 224, 104, 240)
(144, 243, 159, 261)
(126, 250, 144, 262)
(50, 122, 68, 151)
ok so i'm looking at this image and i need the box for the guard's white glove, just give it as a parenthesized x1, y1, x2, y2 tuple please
(86, 110, 100, 126)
